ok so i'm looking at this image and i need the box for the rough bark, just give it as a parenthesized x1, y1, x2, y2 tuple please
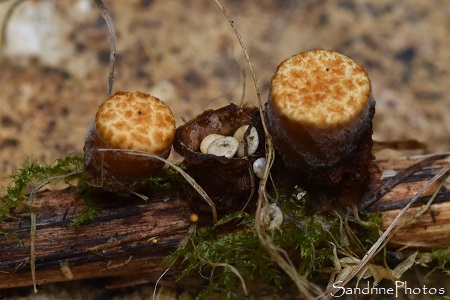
(0, 189, 193, 289)
(0, 154, 449, 289)
(367, 155, 450, 248)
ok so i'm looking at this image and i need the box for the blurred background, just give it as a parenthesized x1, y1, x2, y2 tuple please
(0, 0, 449, 299)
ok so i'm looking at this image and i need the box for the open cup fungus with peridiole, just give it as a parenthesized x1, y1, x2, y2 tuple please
(266, 49, 375, 211)
(84, 91, 176, 191)
(173, 103, 265, 213)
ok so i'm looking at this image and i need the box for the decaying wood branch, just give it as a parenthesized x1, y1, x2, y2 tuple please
(367, 154, 450, 248)
(0, 154, 449, 289)
(0, 189, 193, 289)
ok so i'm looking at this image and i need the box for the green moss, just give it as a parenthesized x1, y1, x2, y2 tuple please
(164, 186, 387, 299)
(69, 163, 191, 226)
(69, 182, 98, 227)
(417, 246, 450, 272)
(0, 154, 192, 228)
(140, 162, 194, 195)
(165, 211, 282, 299)
(1, 154, 85, 224)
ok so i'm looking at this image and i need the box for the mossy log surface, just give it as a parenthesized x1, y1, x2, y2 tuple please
(0, 155, 449, 289)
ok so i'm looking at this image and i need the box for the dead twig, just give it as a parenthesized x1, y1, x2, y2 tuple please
(318, 162, 450, 300)
(95, 0, 116, 96)
(360, 153, 449, 209)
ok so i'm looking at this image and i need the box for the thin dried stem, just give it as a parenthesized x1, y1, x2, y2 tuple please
(210, 262, 248, 297)
(318, 163, 450, 299)
(95, 0, 116, 96)
(361, 153, 449, 209)
(240, 166, 255, 212)
(30, 212, 37, 293)
(0, 0, 26, 48)
(29, 169, 84, 202)
(213, 0, 320, 297)
(376, 171, 450, 253)
(96, 148, 217, 223)
(212, 0, 267, 131)
(372, 139, 427, 152)
(238, 68, 247, 107)
(153, 260, 176, 300)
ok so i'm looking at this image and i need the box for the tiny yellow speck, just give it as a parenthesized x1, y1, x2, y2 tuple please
(152, 238, 158, 244)
(190, 213, 199, 223)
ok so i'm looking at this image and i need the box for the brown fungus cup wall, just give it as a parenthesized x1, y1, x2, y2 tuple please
(84, 91, 176, 191)
(173, 103, 264, 214)
(266, 50, 375, 211)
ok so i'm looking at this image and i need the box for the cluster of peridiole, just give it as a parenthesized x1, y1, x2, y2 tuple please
(199, 125, 259, 158)
(84, 49, 375, 212)
(173, 103, 264, 212)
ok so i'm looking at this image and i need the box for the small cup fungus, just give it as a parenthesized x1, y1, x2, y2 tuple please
(266, 50, 375, 210)
(84, 91, 176, 191)
(173, 103, 265, 213)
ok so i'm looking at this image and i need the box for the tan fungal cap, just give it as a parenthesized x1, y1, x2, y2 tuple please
(95, 91, 175, 154)
(271, 49, 371, 127)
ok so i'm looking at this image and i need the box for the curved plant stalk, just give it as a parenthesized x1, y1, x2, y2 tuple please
(30, 212, 37, 293)
(240, 166, 255, 212)
(28, 169, 84, 201)
(0, 0, 26, 48)
(30, 170, 84, 292)
(377, 169, 450, 252)
(213, 0, 322, 297)
(96, 148, 217, 223)
(95, 0, 116, 96)
(5, 160, 85, 292)
(238, 68, 247, 107)
(209, 262, 248, 297)
(152, 260, 176, 300)
(361, 152, 449, 209)
(191, 232, 249, 298)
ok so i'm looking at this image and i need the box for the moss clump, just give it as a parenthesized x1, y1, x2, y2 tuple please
(1, 154, 192, 227)
(1, 154, 85, 224)
(165, 211, 281, 299)
(164, 186, 385, 299)
(139, 161, 194, 196)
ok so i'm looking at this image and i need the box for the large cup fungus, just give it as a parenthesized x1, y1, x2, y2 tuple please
(266, 50, 375, 210)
